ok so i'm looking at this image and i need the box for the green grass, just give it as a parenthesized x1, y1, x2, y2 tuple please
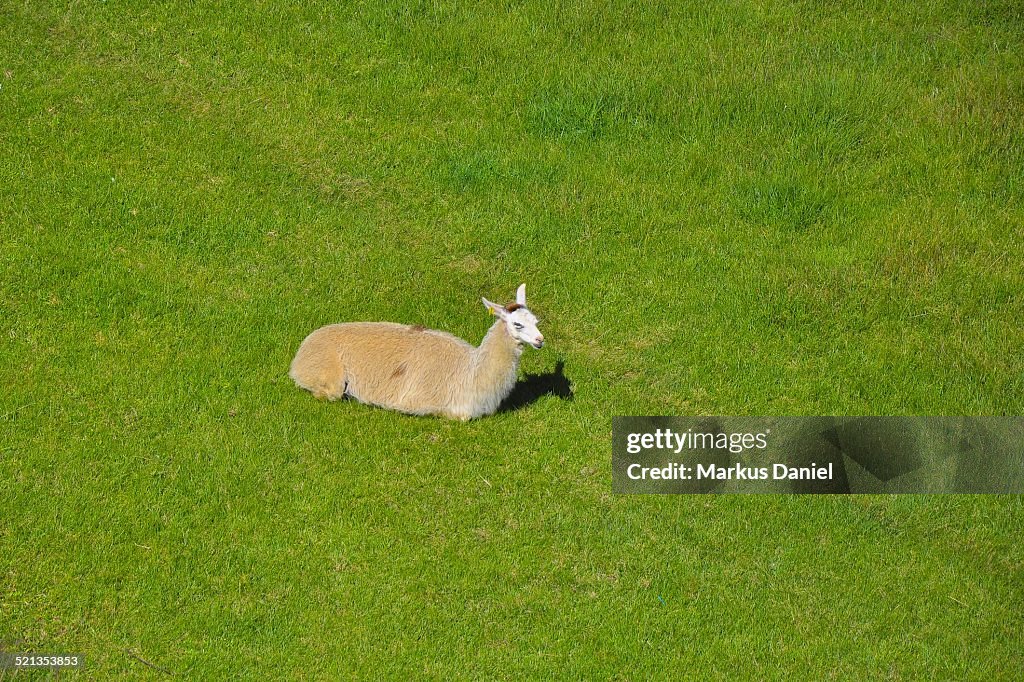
(2, 0, 1023, 678)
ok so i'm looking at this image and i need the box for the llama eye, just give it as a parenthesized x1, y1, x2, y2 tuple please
(513, 322, 524, 329)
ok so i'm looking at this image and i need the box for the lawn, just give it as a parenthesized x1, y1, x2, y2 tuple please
(2, 0, 1023, 678)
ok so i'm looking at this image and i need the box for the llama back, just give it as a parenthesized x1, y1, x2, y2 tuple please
(289, 321, 475, 414)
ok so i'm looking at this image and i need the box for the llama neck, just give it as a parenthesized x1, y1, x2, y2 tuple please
(471, 319, 522, 399)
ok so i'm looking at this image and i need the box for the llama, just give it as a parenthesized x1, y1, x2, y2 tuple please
(289, 284, 544, 420)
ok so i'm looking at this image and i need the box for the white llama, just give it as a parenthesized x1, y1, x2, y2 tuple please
(289, 284, 544, 420)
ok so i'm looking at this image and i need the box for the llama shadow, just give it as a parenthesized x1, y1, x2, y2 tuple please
(498, 359, 574, 413)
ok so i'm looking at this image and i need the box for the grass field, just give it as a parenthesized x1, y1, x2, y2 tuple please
(2, 0, 1023, 678)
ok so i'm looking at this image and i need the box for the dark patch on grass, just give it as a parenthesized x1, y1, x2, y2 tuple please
(733, 177, 832, 232)
(440, 150, 501, 191)
(797, 101, 870, 164)
(436, 149, 565, 193)
(524, 82, 660, 139)
(498, 359, 573, 412)
(965, 0, 1024, 28)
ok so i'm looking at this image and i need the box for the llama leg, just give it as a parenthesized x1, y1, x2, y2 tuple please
(291, 349, 347, 401)
(312, 369, 347, 401)
(446, 406, 473, 421)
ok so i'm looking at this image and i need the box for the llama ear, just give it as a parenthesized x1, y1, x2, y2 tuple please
(516, 283, 527, 305)
(482, 297, 505, 317)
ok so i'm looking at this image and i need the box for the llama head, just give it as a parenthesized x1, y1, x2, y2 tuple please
(482, 283, 544, 349)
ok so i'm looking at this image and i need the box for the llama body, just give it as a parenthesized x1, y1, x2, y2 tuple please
(289, 285, 543, 420)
